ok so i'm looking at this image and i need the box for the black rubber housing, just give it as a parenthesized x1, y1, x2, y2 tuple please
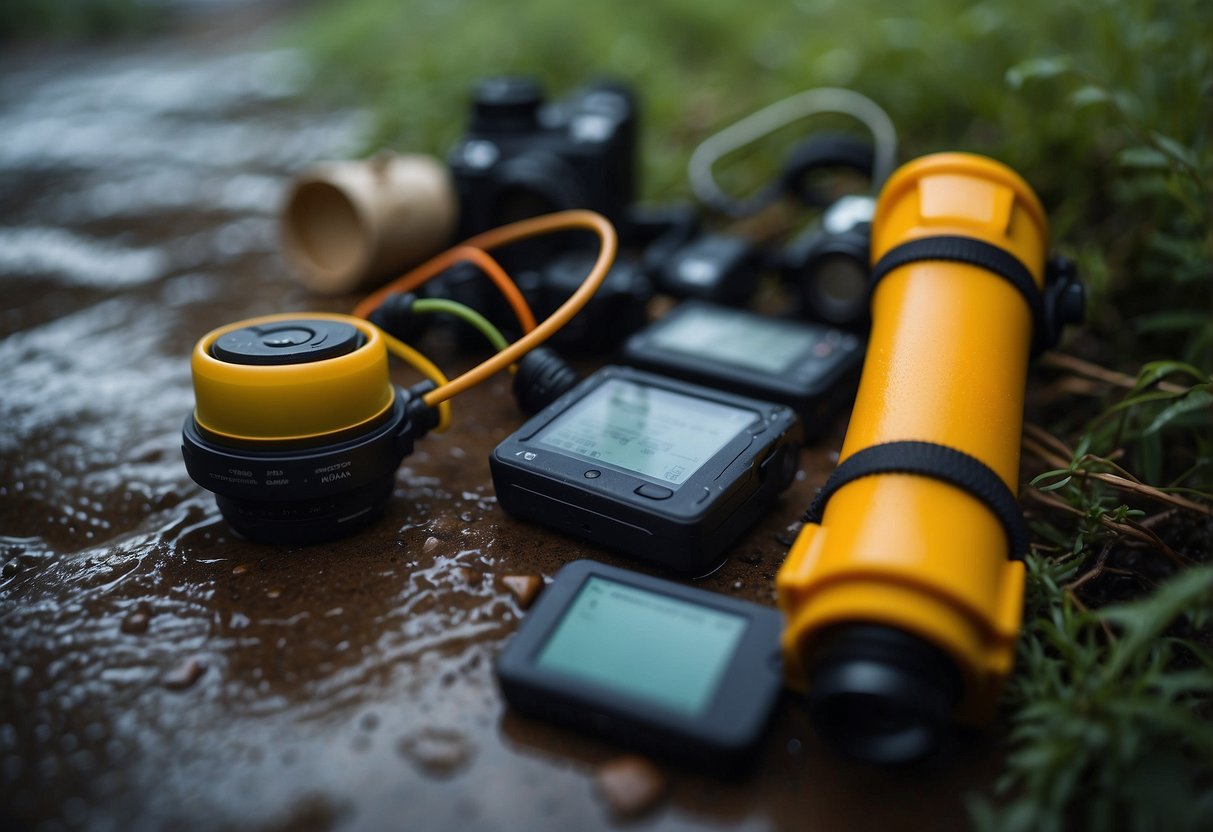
(182, 389, 425, 544)
(512, 346, 581, 416)
(807, 624, 961, 765)
(367, 293, 432, 345)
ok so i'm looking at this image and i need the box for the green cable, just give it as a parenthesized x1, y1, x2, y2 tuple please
(410, 297, 509, 353)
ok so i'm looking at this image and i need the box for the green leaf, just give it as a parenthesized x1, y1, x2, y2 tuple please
(1029, 468, 1071, 487)
(1144, 387, 1213, 435)
(1069, 84, 1112, 108)
(1146, 669, 1213, 699)
(1039, 475, 1074, 492)
(1135, 360, 1210, 390)
(1117, 146, 1170, 169)
(1100, 566, 1213, 678)
(1135, 310, 1213, 334)
(1005, 56, 1071, 89)
(1150, 131, 1201, 170)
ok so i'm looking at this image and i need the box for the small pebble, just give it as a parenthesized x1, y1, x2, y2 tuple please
(422, 536, 440, 554)
(266, 587, 282, 599)
(500, 575, 543, 609)
(120, 610, 150, 634)
(453, 567, 481, 586)
(397, 728, 473, 777)
(232, 564, 249, 575)
(162, 658, 206, 690)
(594, 754, 667, 818)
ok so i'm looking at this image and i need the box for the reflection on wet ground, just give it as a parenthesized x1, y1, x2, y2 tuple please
(0, 8, 997, 831)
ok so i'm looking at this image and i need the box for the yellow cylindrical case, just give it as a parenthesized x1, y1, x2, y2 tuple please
(777, 153, 1048, 744)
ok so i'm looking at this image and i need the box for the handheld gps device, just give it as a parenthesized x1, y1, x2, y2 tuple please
(621, 300, 862, 439)
(495, 560, 784, 771)
(490, 366, 802, 575)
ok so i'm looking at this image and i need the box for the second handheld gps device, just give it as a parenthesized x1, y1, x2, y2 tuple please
(496, 560, 784, 771)
(490, 366, 802, 575)
(621, 301, 862, 439)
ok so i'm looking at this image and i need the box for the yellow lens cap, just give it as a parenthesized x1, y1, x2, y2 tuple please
(190, 312, 394, 442)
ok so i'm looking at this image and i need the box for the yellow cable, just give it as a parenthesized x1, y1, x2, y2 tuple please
(379, 330, 453, 433)
(422, 210, 617, 406)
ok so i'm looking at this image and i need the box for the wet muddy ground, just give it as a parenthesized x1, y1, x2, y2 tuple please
(0, 8, 999, 831)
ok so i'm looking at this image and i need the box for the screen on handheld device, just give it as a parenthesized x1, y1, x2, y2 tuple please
(533, 378, 756, 488)
(535, 575, 747, 716)
(650, 304, 818, 375)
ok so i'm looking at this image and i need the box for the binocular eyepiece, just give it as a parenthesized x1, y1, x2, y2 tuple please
(778, 152, 1082, 764)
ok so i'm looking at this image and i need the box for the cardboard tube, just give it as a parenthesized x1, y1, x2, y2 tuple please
(280, 153, 458, 295)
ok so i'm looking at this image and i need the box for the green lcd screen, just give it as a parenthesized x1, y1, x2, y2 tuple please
(535, 575, 747, 716)
(533, 378, 756, 488)
(649, 305, 818, 375)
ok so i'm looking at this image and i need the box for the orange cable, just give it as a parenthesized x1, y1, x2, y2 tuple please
(417, 210, 617, 406)
(353, 246, 536, 334)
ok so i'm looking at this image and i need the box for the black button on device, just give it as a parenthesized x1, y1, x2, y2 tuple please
(211, 319, 364, 366)
(584, 469, 602, 479)
(634, 483, 673, 500)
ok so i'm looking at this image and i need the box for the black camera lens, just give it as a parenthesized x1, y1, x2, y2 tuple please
(472, 76, 544, 133)
(806, 252, 870, 324)
(783, 195, 874, 328)
(807, 625, 960, 765)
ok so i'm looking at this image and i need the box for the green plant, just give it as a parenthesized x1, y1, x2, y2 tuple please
(971, 563, 1213, 832)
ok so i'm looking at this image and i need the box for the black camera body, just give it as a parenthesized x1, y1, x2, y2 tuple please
(749, 133, 878, 329)
(781, 193, 875, 328)
(448, 76, 637, 240)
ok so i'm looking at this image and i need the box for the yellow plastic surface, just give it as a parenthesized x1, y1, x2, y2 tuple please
(776, 153, 1046, 723)
(191, 312, 395, 442)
